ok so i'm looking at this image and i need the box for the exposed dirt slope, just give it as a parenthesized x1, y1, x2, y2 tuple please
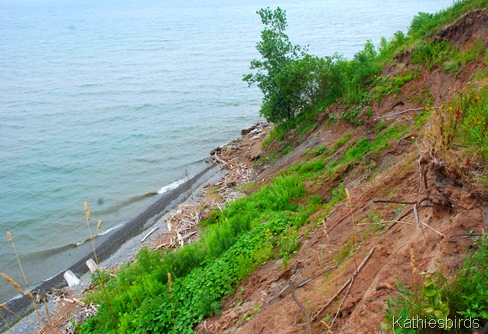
(196, 11, 488, 334)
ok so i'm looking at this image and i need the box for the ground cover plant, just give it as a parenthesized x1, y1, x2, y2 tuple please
(384, 235, 488, 333)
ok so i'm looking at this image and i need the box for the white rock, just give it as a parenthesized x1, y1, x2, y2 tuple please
(85, 258, 100, 273)
(63, 270, 80, 287)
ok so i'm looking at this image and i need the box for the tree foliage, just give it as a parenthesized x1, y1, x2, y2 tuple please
(244, 7, 325, 123)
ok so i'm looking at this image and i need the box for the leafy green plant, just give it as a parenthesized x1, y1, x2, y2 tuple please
(421, 273, 450, 322)
(459, 85, 488, 161)
(243, 7, 305, 123)
(244, 8, 344, 124)
(425, 83, 487, 196)
(411, 40, 454, 71)
(276, 228, 299, 260)
(447, 235, 488, 321)
(385, 235, 488, 333)
(314, 145, 327, 155)
(372, 72, 416, 102)
(365, 211, 386, 233)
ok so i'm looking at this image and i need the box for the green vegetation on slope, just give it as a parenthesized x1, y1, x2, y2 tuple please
(252, 0, 487, 131)
(79, 1, 488, 332)
(80, 175, 310, 333)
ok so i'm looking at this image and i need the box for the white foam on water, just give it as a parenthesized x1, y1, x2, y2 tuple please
(157, 177, 189, 195)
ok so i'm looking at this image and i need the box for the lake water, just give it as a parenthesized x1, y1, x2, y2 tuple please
(0, 0, 453, 303)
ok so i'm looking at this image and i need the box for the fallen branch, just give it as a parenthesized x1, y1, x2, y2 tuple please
(450, 233, 484, 239)
(382, 198, 432, 232)
(180, 231, 197, 242)
(289, 280, 312, 334)
(413, 204, 420, 229)
(141, 226, 159, 243)
(211, 153, 228, 167)
(330, 275, 353, 329)
(62, 297, 86, 307)
(376, 107, 435, 119)
(373, 199, 417, 205)
(313, 247, 375, 321)
(272, 265, 339, 303)
(419, 220, 445, 237)
(384, 209, 444, 237)
(297, 265, 338, 289)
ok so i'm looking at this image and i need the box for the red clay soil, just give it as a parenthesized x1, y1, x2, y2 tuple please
(195, 11, 488, 334)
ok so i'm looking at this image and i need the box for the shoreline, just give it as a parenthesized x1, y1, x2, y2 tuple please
(1, 163, 224, 332)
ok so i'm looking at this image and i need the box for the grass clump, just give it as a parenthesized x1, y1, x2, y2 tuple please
(332, 133, 352, 154)
(305, 145, 327, 156)
(333, 235, 360, 265)
(328, 124, 408, 171)
(411, 40, 485, 75)
(372, 72, 417, 103)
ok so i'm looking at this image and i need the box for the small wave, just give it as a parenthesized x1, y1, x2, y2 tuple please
(75, 236, 93, 247)
(157, 177, 189, 195)
(97, 223, 122, 237)
(24, 240, 84, 257)
(74, 224, 122, 246)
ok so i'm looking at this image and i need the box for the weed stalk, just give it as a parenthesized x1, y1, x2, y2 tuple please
(5, 232, 46, 326)
(84, 202, 117, 334)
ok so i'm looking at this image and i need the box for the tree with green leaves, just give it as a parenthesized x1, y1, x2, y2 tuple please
(243, 7, 307, 123)
(244, 7, 344, 124)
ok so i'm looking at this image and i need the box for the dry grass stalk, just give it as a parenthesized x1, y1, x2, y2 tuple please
(410, 248, 417, 276)
(322, 218, 331, 242)
(0, 307, 12, 331)
(84, 202, 98, 264)
(83, 201, 117, 333)
(345, 188, 359, 270)
(6, 231, 30, 292)
(4, 231, 47, 324)
(0, 302, 37, 331)
(1, 273, 24, 296)
(167, 273, 173, 293)
(42, 301, 54, 328)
